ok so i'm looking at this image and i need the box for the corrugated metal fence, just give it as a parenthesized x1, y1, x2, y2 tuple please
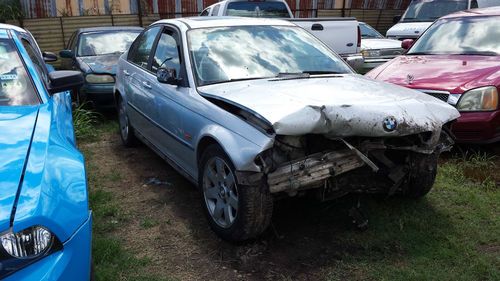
(6, 8, 404, 68)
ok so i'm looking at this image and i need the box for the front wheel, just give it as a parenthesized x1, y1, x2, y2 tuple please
(403, 152, 439, 198)
(117, 95, 137, 147)
(199, 145, 273, 241)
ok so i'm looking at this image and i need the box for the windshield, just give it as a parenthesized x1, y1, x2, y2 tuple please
(226, 2, 291, 18)
(77, 30, 141, 57)
(187, 26, 352, 86)
(401, 0, 467, 22)
(408, 16, 500, 55)
(360, 23, 384, 39)
(0, 39, 38, 106)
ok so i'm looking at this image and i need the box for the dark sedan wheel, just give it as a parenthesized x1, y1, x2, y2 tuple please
(199, 144, 273, 241)
(117, 96, 137, 147)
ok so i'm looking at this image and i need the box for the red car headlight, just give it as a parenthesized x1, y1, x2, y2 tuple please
(457, 86, 498, 111)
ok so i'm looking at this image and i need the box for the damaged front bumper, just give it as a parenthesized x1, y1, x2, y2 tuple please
(237, 129, 454, 197)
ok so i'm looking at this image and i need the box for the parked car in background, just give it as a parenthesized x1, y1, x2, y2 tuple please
(387, 0, 500, 40)
(200, 0, 364, 71)
(0, 24, 92, 280)
(358, 22, 404, 73)
(59, 26, 142, 107)
(115, 17, 459, 241)
(367, 7, 500, 144)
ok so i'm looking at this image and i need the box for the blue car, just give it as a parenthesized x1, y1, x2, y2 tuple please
(0, 24, 92, 280)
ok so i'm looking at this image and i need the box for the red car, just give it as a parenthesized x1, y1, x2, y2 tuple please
(367, 7, 500, 144)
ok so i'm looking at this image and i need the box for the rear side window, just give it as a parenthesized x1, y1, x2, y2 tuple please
(128, 26, 161, 69)
(0, 39, 38, 106)
(226, 2, 291, 18)
(212, 4, 221, 16)
(200, 7, 211, 16)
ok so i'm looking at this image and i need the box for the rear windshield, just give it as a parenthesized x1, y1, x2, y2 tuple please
(0, 39, 38, 106)
(401, 0, 468, 22)
(226, 1, 291, 18)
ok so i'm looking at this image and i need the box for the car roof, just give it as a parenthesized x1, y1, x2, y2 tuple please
(77, 26, 143, 33)
(156, 16, 295, 29)
(441, 6, 500, 19)
(0, 23, 27, 33)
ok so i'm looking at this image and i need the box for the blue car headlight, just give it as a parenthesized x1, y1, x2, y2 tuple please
(0, 226, 62, 278)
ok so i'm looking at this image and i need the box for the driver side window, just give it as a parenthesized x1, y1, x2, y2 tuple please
(151, 30, 181, 78)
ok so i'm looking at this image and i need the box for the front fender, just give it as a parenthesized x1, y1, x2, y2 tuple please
(196, 124, 273, 173)
(12, 100, 89, 242)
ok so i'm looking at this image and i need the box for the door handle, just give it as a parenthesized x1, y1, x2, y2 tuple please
(311, 23, 324, 31)
(123, 70, 130, 76)
(142, 81, 152, 89)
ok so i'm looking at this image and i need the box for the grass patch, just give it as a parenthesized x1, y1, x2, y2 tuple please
(73, 104, 99, 140)
(140, 217, 159, 229)
(325, 157, 499, 281)
(84, 124, 173, 281)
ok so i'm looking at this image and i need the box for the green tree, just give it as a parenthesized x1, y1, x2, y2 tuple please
(0, 0, 23, 22)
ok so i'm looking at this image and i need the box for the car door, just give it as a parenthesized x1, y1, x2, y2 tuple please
(147, 25, 193, 170)
(124, 26, 162, 141)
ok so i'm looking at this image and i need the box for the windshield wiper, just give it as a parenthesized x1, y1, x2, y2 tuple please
(406, 52, 433, 55)
(302, 71, 343, 75)
(201, 77, 271, 86)
(457, 51, 498, 56)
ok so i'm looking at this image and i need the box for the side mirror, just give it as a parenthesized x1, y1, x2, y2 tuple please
(393, 15, 401, 24)
(157, 67, 180, 85)
(48, 70, 83, 94)
(59, 49, 74, 59)
(43, 51, 58, 62)
(401, 39, 415, 50)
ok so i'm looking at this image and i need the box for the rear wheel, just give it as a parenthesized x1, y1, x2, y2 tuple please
(199, 144, 273, 241)
(117, 95, 137, 147)
(404, 153, 438, 198)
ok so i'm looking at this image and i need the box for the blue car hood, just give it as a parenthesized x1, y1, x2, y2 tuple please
(0, 106, 38, 231)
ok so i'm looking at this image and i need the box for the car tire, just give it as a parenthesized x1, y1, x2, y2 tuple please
(199, 144, 273, 241)
(404, 152, 438, 198)
(117, 95, 137, 147)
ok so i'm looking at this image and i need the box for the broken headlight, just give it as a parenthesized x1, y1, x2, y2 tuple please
(457, 86, 498, 111)
(0, 226, 62, 278)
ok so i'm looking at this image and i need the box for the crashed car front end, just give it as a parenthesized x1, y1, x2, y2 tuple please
(199, 75, 459, 200)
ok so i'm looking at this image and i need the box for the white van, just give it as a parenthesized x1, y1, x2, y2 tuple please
(386, 0, 500, 40)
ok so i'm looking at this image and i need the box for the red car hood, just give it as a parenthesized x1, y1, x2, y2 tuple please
(369, 55, 500, 93)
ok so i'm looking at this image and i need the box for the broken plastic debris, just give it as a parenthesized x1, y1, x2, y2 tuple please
(144, 177, 171, 186)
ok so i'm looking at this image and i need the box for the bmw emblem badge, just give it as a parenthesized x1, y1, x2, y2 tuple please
(383, 116, 398, 132)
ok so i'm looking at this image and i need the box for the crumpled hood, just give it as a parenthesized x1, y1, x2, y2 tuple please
(361, 38, 402, 50)
(371, 55, 500, 93)
(386, 22, 433, 37)
(0, 106, 38, 231)
(199, 74, 460, 137)
(77, 54, 120, 74)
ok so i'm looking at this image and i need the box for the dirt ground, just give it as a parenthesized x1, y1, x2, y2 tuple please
(81, 126, 500, 281)
(82, 130, 382, 281)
